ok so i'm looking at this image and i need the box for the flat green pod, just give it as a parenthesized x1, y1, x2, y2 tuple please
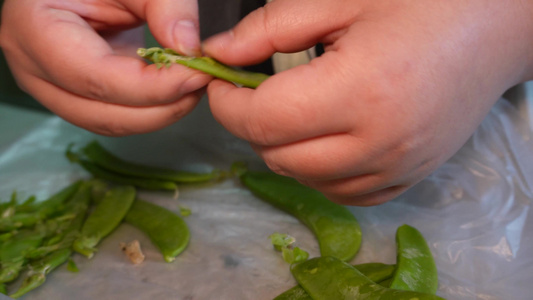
(124, 199, 190, 263)
(240, 171, 362, 262)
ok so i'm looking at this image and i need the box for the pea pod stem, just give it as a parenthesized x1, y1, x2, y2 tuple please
(137, 47, 270, 88)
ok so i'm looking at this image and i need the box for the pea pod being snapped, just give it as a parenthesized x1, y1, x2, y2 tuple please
(240, 171, 362, 262)
(389, 224, 439, 294)
(291, 256, 445, 300)
(138, 47, 270, 88)
(73, 185, 135, 258)
(124, 199, 190, 262)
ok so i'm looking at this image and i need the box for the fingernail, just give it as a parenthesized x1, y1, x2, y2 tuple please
(173, 20, 201, 57)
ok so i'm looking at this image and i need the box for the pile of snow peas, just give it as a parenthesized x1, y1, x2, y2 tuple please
(0, 179, 191, 298)
(0, 141, 203, 297)
(1, 140, 445, 299)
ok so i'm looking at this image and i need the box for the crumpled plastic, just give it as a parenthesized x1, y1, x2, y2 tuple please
(0, 97, 532, 300)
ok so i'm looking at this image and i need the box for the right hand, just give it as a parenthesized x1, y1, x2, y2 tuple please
(0, 0, 211, 136)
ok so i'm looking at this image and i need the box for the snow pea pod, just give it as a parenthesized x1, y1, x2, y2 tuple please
(389, 224, 439, 294)
(81, 141, 222, 184)
(10, 248, 72, 298)
(73, 185, 135, 258)
(240, 171, 362, 261)
(78, 159, 178, 191)
(274, 263, 396, 300)
(124, 199, 190, 262)
(291, 256, 445, 300)
(138, 47, 270, 88)
(0, 230, 44, 283)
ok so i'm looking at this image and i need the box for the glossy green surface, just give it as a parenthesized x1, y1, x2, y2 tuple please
(390, 224, 439, 294)
(124, 199, 190, 263)
(292, 256, 445, 300)
(274, 263, 396, 300)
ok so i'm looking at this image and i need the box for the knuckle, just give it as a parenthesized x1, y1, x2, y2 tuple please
(84, 73, 110, 101)
(92, 119, 131, 137)
(244, 113, 274, 145)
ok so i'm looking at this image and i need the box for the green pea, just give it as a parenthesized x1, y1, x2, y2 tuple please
(274, 263, 396, 300)
(124, 199, 190, 263)
(73, 185, 136, 258)
(291, 256, 445, 300)
(240, 171, 362, 262)
(81, 140, 222, 184)
(389, 224, 439, 294)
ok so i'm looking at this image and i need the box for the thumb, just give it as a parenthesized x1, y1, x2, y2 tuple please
(143, 0, 201, 56)
(202, 0, 358, 65)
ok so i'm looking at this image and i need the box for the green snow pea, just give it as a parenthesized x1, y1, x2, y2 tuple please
(81, 140, 223, 184)
(274, 263, 396, 300)
(124, 199, 190, 262)
(389, 224, 439, 294)
(138, 47, 270, 89)
(73, 185, 135, 258)
(77, 159, 178, 191)
(291, 256, 445, 300)
(10, 248, 72, 298)
(240, 171, 362, 262)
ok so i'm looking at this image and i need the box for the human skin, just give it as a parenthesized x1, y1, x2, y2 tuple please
(204, 0, 533, 206)
(0, 0, 210, 136)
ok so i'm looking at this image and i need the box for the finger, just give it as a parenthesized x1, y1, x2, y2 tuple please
(139, 0, 201, 56)
(203, 0, 360, 65)
(17, 71, 203, 136)
(1, 1, 209, 107)
(322, 185, 409, 207)
(207, 53, 359, 146)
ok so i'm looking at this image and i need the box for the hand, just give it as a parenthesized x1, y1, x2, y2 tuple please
(0, 0, 211, 135)
(204, 0, 533, 205)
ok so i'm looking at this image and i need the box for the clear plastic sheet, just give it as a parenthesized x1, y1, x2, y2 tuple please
(1, 97, 532, 300)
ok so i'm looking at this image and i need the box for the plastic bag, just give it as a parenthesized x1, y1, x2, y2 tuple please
(0, 97, 532, 299)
